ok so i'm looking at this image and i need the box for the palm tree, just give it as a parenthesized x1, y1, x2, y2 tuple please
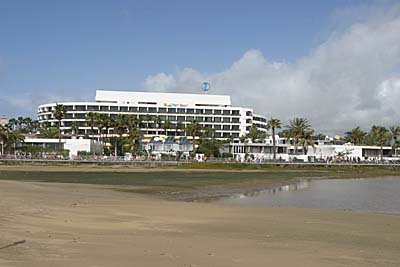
(112, 114, 129, 156)
(127, 124, 143, 155)
(85, 112, 99, 138)
(0, 125, 24, 155)
(154, 115, 163, 136)
(186, 120, 203, 153)
(29, 119, 40, 135)
(389, 126, 400, 156)
(299, 129, 315, 155)
(22, 117, 33, 133)
(52, 104, 67, 154)
(145, 114, 152, 135)
(162, 120, 173, 136)
(85, 112, 99, 157)
(17, 116, 25, 131)
(38, 121, 58, 138)
(0, 125, 7, 156)
(368, 126, 389, 161)
(246, 125, 266, 143)
(266, 118, 282, 160)
(102, 114, 113, 154)
(70, 121, 79, 138)
(8, 118, 17, 131)
(345, 126, 367, 145)
(175, 121, 185, 137)
(286, 117, 312, 155)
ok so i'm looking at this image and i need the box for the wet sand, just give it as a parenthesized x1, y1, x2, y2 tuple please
(1, 180, 400, 267)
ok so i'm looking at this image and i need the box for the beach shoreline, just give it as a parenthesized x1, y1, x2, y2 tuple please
(1, 179, 400, 267)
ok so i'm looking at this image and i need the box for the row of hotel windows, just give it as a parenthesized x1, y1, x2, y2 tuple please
(39, 114, 242, 123)
(253, 116, 267, 123)
(62, 128, 240, 138)
(39, 105, 247, 116)
(60, 121, 241, 131)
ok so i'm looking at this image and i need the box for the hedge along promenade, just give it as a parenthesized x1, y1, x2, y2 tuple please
(1, 158, 400, 169)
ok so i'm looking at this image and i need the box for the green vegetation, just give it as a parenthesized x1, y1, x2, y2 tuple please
(0, 170, 297, 193)
(266, 118, 282, 160)
(0, 166, 398, 197)
(52, 104, 67, 154)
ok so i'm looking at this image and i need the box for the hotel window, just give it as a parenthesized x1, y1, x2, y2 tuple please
(120, 106, 128, 112)
(246, 119, 252, 123)
(195, 109, 203, 114)
(167, 116, 176, 121)
(196, 116, 204, 122)
(232, 118, 240, 123)
(167, 108, 176, 113)
(214, 125, 221, 130)
(75, 105, 86, 111)
(100, 106, 109, 111)
(177, 116, 185, 121)
(65, 114, 73, 119)
(223, 110, 230, 115)
(232, 110, 240, 116)
(204, 109, 212, 114)
(110, 106, 119, 112)
(159, 115, 166, 120)
(222, 117, 230, 123)
(223, 132, 230, 138)
(75, 113, 85, 119)
(204, 117, 213, 122)
(214, 132, 222, 138)
(186, 108, 194, 114)
(158, 108, 167, 113)
(129, 107, 138, 112)
(139, 107, 147, 112)
(65, 106, 73, 111)
(139, 115, 147, 119)
(231, 125, 239, 130)
(214, 117, 221, 123)
(246, 111, 252, 116)
(148, 107, 157, 113)
(223, 125, 230, 130)
(88, 106, 99, 111)
(232, 133, 239, 138)
(177, 108, 185, 114)
(186, 116, 194, 121)
(214, 109, 221, 115)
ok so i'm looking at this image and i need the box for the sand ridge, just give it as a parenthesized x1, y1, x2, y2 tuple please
(1, 180, 400, 266)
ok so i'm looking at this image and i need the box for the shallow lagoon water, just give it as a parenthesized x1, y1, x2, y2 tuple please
(216, 176, 400, 214)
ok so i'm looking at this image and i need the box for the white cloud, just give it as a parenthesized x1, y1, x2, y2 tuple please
(141, 4, 400, 134)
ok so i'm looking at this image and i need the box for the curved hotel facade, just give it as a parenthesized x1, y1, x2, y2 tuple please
(37, 90, 267, 139)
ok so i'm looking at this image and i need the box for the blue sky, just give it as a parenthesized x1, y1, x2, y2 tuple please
(1, 0, 399, 133)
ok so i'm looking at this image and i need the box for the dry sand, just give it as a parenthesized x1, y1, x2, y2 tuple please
(1, 180, 400, 267)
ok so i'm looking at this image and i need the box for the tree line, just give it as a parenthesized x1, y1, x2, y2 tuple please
(1, 104, 399, 159)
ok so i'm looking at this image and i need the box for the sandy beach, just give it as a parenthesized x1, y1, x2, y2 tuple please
(1, 180, 400, 267)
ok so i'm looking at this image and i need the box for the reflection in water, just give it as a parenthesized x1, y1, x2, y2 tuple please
(217, 177, 400, 214)
(235, 180, 310, 199)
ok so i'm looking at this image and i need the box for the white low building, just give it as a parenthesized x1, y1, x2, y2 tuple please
(221, 137, 399, 162)
(21, 138, 102, 158)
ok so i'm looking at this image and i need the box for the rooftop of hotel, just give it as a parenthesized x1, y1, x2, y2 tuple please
(95, 90, 232, 107)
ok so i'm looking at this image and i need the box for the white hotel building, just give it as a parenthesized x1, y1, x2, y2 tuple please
(37, 90, 267, 139)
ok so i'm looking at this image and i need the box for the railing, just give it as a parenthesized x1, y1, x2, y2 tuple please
(1, 156, 400, 167)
